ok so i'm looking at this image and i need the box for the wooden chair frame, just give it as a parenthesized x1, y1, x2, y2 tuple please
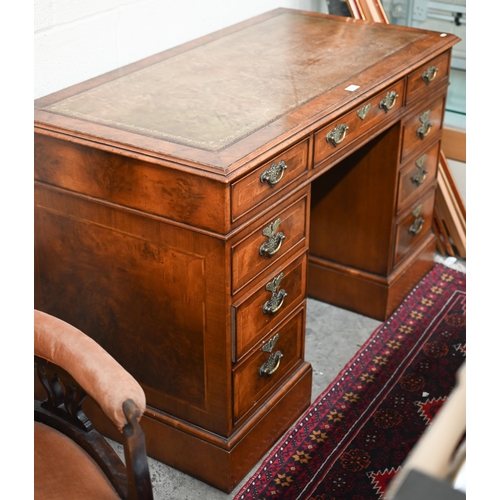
(35, 355, 154, 500)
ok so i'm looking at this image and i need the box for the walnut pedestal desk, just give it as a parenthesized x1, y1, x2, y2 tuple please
(34, 9, 459, 492)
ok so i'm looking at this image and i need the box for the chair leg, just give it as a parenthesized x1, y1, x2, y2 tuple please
(122, 399, 154, 500)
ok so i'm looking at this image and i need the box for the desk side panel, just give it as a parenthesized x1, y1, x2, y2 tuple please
(34, 132, 229, 234)
(34, 183, 232, 435)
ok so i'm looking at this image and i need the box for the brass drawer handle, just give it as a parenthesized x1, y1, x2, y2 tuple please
(411, 155, 428, 186)
(259, 351, 283, 376)
(260, 160, 287, 187)
(326, 123, 349, 147)
(262, 272, 287, 314)
(259, 218, 285, 257)
(259, 334, 283, 376)
(416, 110, 432, 140)
(409, 217, 424, 235)
(379, 90, 399, 112)
(422, 65, 438, 84)
(409, 205, 424, 236)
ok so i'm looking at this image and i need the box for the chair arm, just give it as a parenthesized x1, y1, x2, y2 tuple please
(34, 309, 146, 430)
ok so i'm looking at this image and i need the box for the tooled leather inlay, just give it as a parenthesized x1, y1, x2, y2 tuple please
(44, 13, 422, 152)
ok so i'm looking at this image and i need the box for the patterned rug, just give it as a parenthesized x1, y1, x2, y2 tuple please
(235, 263, 466, 499)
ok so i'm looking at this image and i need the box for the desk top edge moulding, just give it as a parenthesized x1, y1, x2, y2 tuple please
(34, 8, 460, 492)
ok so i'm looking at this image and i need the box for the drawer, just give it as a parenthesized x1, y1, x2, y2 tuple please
(231, 192, 308, 294)
(231, 139, 308, 222)
(406, 51, 451, 105)
(313, 79, 405, 166)
(393, 189, 435, 266)
(233, 304, 305, 422)
(396, 141, 440, 212)
(232, 252, 307, 361)
(401, 97, 444, 162)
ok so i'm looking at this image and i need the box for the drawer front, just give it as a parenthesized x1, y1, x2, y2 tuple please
(401, 97, 444, 162)
(232, 252, 307, 361)
(231, 192, 308, 294)
(397, 141, 440, 212)
(406, 52, 451, 105)
(314, 79, 405, 166)
(233, 305, 305, 422)
(393, 189, 435, 266)
(231, 139, 308, 222)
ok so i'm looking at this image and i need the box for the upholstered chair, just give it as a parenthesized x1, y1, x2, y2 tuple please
(34, 309, 154, 499)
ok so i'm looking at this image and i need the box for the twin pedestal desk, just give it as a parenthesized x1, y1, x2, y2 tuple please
(34, 9, 459, 492)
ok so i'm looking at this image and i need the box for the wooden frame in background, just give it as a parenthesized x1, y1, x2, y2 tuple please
(346, 0, 389, 23)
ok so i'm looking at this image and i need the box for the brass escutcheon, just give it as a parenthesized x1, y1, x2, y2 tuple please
(409, 204, 424, 235)
(357, 103, 371, 120)
(326, 123, 348, 146)
(417, 110, 432, 139)
(262, 272, 287, 314)
(262, 333, 280, 353)
(259, 334, 283, 376)
(379, 90, 399, 112)
(259, 218, 285, 257)
(422, 66, 438, 84)
(260, 160, 287, 187)
(412, 154, 428, 186)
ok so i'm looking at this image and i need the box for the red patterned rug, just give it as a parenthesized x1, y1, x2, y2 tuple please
(235, 263, 466, 499)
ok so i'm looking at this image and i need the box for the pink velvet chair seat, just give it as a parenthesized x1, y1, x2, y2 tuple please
(35, 422, 120, 499)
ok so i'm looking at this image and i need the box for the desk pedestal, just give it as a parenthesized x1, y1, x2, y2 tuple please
(34, 9, 458, 492)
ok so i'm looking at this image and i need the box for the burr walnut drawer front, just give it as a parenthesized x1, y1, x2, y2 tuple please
(393, 189, 435, 266)
(406, 52, 451, 105)
(401, 97, 445, 162)
(231, 192, 308, 294)
(396, 141, 440, 212)
(231, 139, 308, 222)
(232, 304, 305, 423)
(232, 252, 307, 362)
(313, 79, 405, 167)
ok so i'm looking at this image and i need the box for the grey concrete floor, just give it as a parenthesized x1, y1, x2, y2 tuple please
(110, 254, 466, 499)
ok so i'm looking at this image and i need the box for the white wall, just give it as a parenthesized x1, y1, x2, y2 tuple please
(34, 0, 327, 99)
